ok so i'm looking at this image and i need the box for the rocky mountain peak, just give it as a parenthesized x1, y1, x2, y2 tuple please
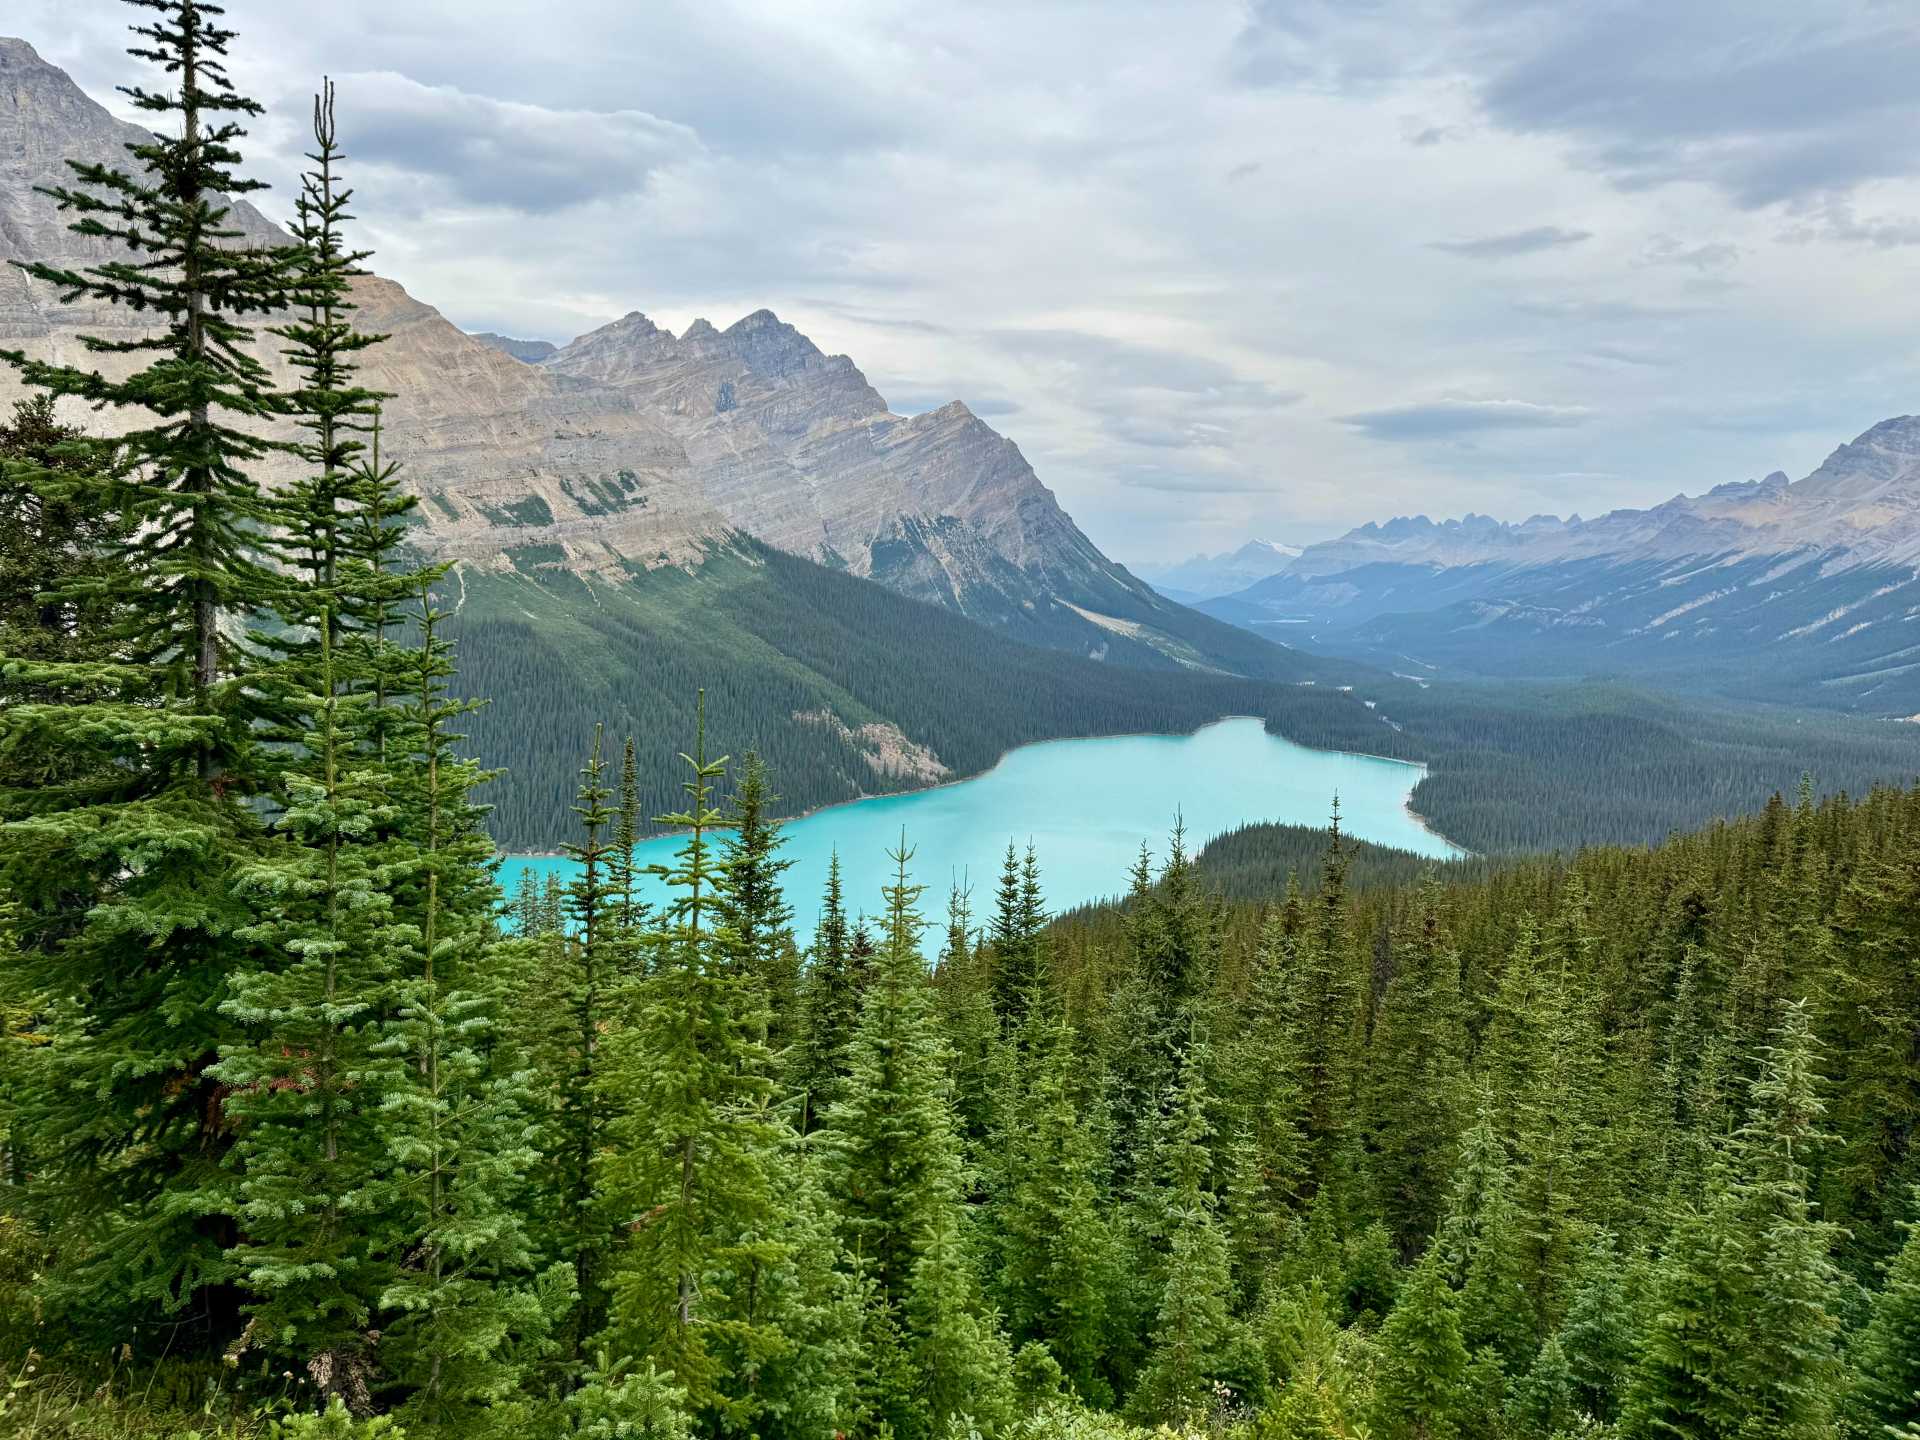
(719, 308, 824, 378)
(1786, 414, 1920, 513)
(1, 37, 1203, 658)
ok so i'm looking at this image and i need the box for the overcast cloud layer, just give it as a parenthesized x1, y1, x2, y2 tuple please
(16, 0, 1920, 559)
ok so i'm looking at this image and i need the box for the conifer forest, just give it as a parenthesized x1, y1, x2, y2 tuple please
(1, 6, 1918, 1440)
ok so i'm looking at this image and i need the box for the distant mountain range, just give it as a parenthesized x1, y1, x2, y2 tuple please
(1134, 539, 1302, 601)
(1200, 417, 1920, 714)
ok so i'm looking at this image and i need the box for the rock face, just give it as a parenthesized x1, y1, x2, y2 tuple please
(0, 35, 1208, 658)
(533, 306, 1158, 626)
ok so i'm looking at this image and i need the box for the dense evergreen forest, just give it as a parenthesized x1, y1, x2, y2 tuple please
(1176, 820, 1497, 904)
(448, 546, 1306, 850)
(3, 7, 1920, 1439)
(459, 549, 1919, 859)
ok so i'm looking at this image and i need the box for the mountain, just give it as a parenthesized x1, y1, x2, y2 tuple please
(0, 35, 1331, 841)
(1201, 417, 1920, 714)
(0, 34, 1281, 678)
(1134, 539, 1302, 601)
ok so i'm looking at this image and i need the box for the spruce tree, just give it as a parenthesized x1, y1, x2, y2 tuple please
(1370, 1250, 1472, 1440)
(715, 1133, 862, 1440)
(1734, 1001, 1845, 1440)
(0, 0, 298, 1334)
(1623, 1001, 1844, 1440)
(0, 397, 126, 815)
(717, 752, 797, 1054)
(795, 851, 856, 1132)
(1257, 1281, 1373, 1440)
(214, 83, 409, 1405)
(613, 736, 643, 931)
(989, 842, 1031, 1028)
(1129, 1037, 1245, 1426)
(377, 580, 551, 1434)
(601, 702, 782, 1417)
(558, 725, 623, 1356)
(1297, 812, 1361, 1186)
(1553, 1233, 1639, 1426)
(985, 843, 1047, 1034)
(1363, 875, 1466, 1252)
(996, 996, 1120, 1406)
(1846, 1194, 1920, 1440)
(1506, 1336, 1579, 1440)
(217, 617, 404, 1408)
(1222, 904, 1311, 1271)
(823, 839, 1013, 1440)
(264, 78, 390, 664)
(930, 877, 1004, 1145)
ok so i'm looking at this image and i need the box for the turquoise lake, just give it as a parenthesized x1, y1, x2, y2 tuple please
(503, 717, 1463, 935)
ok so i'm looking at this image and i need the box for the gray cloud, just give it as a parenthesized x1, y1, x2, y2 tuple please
(1233, 0, 1920, 209)
(1229, 0, 1449, 94)
(987, 329, 1299, 410)
(1779, 198, 1920, 249)
(1642, 236, 1741, 271)
(333, 71, 698, 211)
(1430, 225, 1592, 258)
(1116, 466, 1285, 495)
(1343, 399, 1591, 440)
(1476, 2, 1920, 206)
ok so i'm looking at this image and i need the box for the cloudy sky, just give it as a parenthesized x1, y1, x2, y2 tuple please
(16, 0, 1920, 560)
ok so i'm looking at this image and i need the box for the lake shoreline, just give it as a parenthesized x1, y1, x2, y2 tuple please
(502, 715, 1468, 870)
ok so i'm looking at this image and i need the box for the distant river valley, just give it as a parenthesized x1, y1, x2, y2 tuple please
(505, 717, 1463, 933)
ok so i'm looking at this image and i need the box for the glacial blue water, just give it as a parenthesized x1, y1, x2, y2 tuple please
(503, 717, 1461, 935)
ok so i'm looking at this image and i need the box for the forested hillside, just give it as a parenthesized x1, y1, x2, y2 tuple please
(458, 544, 1918, 856)
(1241, 676, 1918, 856)
(449, 537, 1317, 850)
(3, 9, 1919, 1440)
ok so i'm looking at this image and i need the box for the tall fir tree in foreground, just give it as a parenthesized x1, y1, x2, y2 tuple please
(718, 751, 797, 1056)
(377, 582, 551, 1436)
(0, 0, 298, 1332)
(214, 80, 411, 1406)
(825, 839, 1013, 1440)
(602, 700, 784, 1422)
